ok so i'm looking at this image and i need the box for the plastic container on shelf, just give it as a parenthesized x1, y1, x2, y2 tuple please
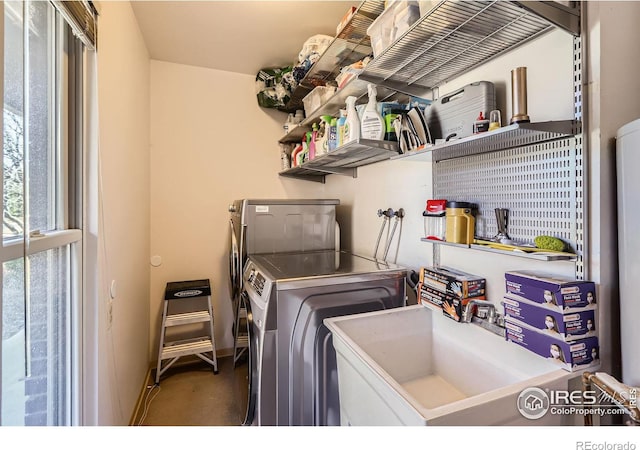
(393, 2, 421, 39)
(302, 86, 337, 117)
(367, 3, 397, 58)
(418, 1, 437, 17)
(367, 1, 420, 58)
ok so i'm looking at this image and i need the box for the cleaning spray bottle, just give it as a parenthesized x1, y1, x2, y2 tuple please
(291, 143, 303, 167)
(344, 96, 360, 145)
(316, 115, 332, 156)
(360, 84, 385, 140)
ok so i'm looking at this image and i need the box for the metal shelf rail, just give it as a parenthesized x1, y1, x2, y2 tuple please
(359, 0, 579, 97)
(280, 138, 400, 183)
(395, 120, 580, 162)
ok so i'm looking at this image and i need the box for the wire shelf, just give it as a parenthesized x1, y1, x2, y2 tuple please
(279, 1, 383, 112)
(279, 77, 401, 144)
(279, 139, 399, 183)
(360, 0, 557, 96)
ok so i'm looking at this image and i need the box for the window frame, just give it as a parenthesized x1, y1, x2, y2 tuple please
(1, 1, 84, 426)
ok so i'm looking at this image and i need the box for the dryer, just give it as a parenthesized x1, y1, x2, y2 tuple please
(228, 198, 340, 301)
(242, 250, 407, 426)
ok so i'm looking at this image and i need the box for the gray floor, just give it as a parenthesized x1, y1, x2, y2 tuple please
(137, 356, 249, 426)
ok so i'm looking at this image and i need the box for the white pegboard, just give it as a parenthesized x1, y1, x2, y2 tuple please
(433, 137, 580, 252)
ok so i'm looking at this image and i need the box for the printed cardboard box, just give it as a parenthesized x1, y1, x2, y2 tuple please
(420, 266, 485, 299)
(418, 283, 486, 322)
(504, 270, 596, 311)
(418, 283, 446, 309)
(505, 318, 600, 372)
(503, 294, 597, 341)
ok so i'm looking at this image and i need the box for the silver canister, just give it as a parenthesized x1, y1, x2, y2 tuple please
(510, 67, 530, 124)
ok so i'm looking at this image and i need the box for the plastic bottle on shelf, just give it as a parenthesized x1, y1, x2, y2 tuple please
(316, 115, 332, 156)
(343, 96, 360, 145)
(280, 144, 291, 170)
(299, 139, 309, 165)
(336, 109, 347, 148)
(308, 126, 317, 160)
(283, 113, 295, 135)
(328, 117, 338, 151)
(360, 84, 385, 140)
(294, 109, 304, 124)
(291, 143, 303, 167)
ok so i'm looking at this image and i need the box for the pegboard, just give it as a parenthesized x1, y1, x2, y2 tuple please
(433, 137, 580, 253)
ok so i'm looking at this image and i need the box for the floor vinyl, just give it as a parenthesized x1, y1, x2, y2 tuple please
(137, 356, 249, 426)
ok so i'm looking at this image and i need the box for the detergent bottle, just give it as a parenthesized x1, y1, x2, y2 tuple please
(316, 115, 332, 155)
(328, 117, 338, 151)
(309, 125, 318, 160)
(336, 109, 347, 147)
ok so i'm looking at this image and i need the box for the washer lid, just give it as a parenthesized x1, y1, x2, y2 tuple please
(249, 250, 405, 282)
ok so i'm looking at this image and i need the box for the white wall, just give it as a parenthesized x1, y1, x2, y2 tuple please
(585, 1, 640, 377)
(95, 1, 151, 425)
(148, 61, 321, 355)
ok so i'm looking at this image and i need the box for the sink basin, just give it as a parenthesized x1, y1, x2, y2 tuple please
(324, 305, 577, 425)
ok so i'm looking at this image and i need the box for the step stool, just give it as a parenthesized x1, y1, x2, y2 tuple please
(156, 279, 219, 384)
(232, 293, 249, 367)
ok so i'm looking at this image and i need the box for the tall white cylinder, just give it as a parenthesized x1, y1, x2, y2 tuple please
(616, 118, 640, 386)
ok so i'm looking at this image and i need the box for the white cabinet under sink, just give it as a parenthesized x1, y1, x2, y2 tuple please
(324, 305, 577, 426)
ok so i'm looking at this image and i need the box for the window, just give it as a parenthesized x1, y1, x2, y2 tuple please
(1, 1, 84, 426)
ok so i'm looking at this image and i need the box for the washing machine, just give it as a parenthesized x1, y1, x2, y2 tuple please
(242, 249, 407, 426)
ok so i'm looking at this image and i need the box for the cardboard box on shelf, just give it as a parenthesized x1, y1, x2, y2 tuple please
(505, 318, 599, 372)
(504, 270, 596, 311)
(420, 266, 486, 299)
(503, 294, 597, 341)
(418, 282, 486, 322)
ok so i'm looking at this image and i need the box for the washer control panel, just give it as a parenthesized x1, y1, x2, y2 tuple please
(247, 268, 266, 297)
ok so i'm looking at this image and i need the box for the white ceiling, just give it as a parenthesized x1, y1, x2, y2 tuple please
(131, 1, 358, 76)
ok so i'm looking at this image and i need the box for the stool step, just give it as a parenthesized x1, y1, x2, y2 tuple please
(165, 311, 211, 327)
(161, 339, 214, 359)
(235, 334, 248, 348)
(238, 307, 247, 320)
(156, 283, 218, 384)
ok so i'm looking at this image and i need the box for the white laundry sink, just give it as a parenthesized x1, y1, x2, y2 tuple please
(324, 305, 577, 425)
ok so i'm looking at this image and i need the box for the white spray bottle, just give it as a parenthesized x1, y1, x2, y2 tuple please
(360, 84, 385, 140)
(344, 96, 360, 144)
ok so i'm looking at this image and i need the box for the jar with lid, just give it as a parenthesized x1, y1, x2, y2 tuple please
(423, 199, 447, 241)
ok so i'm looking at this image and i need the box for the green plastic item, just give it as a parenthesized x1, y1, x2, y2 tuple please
(534, 235, 566, 252)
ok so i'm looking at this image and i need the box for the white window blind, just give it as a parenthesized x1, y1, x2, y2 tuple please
(51, 1, 97, 49)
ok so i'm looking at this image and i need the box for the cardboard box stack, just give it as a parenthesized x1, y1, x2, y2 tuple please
(418, 266, 486, 322)
(503, 270, 599, 372)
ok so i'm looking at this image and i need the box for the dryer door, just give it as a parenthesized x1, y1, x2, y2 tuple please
(229, 218, 240, 300)
(241, 292, 258, 426)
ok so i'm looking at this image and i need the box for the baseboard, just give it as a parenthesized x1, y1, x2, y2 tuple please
(129, 368, 153, 426)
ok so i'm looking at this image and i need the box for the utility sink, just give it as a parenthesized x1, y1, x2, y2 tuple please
(324, 305, 576, 426)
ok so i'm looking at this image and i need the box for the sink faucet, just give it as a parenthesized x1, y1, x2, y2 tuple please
(462, 299, 494, 323)
(462, 300, 506, 337)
